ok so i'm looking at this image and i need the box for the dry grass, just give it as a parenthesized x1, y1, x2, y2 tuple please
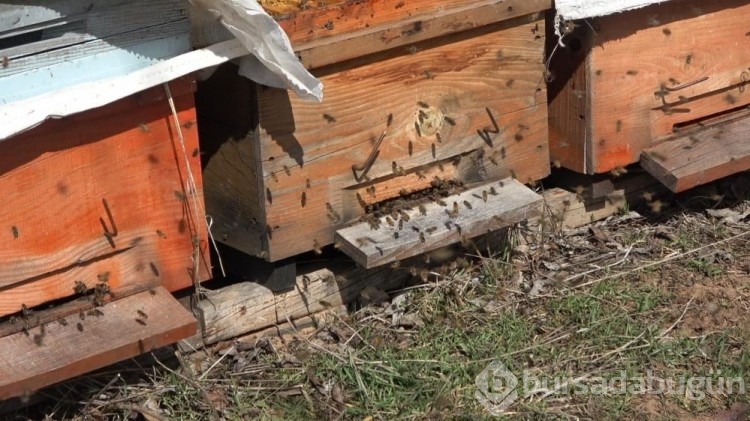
(5, 174, 750, 421)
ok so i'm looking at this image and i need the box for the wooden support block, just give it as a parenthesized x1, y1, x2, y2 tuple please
(335, 178, 543, 268)
(539, 173, 668, 230)
(196, 266, 409, 345)
(0, 286, 197, 401)
(641, 114, 750, 193)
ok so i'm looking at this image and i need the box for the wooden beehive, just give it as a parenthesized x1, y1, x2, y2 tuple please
(548, 0, 750, 191)
(0, 77, 210, 399)
(201, 0, 552, 264)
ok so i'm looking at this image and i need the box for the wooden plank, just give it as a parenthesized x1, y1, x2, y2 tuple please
(253, 16, 549, 261)
(335, 178, 543, 268)
(0, 77, 209, 317)
(540, 172, 668, 230)
(197, 266, 409, 345)
(295, 1, 550, 69)
(0, 286, 197, 401)
(585, 0, 750, 173)
(640, 114, 750, 192)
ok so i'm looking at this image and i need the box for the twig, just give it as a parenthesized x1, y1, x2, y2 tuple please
(658, 296, 694, 340)
(569, 230, 750, 290)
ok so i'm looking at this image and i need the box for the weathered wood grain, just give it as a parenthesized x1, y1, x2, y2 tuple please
(254, 17, 549, 261)
(197, 266, 410, 345)
(336, 178, 543, 268)
(641, 113, 750, 192)
(0, 286, 197, 401)
(0, 77, 209, 317)
(549, 0, 750, 174)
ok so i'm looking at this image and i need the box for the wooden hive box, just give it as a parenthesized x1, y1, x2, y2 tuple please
(548, 0, 750, 191)
(200, 0, 552, 265)
(0, 0, 212, 399)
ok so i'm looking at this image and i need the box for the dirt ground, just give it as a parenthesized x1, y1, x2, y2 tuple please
(3, 172, 750, 420)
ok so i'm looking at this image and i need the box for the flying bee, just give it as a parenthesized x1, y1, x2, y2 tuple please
(463, 200, 473, 210)
(74, 280, 87, 295)
(137, 310, 148, 319)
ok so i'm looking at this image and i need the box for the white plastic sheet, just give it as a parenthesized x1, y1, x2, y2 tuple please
(555, 0, 670, 20)
(191, 0, 323, 102)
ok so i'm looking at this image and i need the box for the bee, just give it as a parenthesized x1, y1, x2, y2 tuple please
(96, 282, 111, 295)
(419, 232, 426, 243)
(553, 159, 562, 169)
(463, 200, 473, 210)
(97, 272, 110, 283)
(438, 163, 445, 172)
(77, 322, 84, 332)
(398, 219, 404, 230)
(616, 120, 623, 132)
(490, 186, 498, 195)
(408, 141, 413, 156)
(21, 304, 31, 318)
(509, 169, 517, 179)
(436, 133, 442, 143)
(11, 226, 19, 238)
(239, 306, 247, 316)
(79, 311, 85, 320)
(313, 239, 322, 255)
(392, 161, 398, 175)
(431, 143, 436, 158)
(58, 318, 68, 326)
(156, 229, 167, 239)
(282, 165, 291, 176)
(416, 170, 426, 180)
(417, 101, 429, 108)
(390, 260, 401, 268)
(506, 78, 514, 87)
(488, 156, 498, 165)
(386, 216, 395, 226)
(426, 226, 437, 234)
(415, 121, 422, 137)
(455, 224, 463, 235)
(74, 280, 88, 295)
(149, 288, 157, 295)
(418, 109, 428, 121)
(650, 200, 664, 213)
(387, 113, 393, 126)
(306, 178, 312, 189)
(174, 190, 187, 202)
(356, 192, 366, 208)
(626, 69, 638, 76)
(443, 116, 456, 126)
(2, 56, 8, 68)
(323, 113, 336, 123)
(514, 133, 524, 141)
(411, 226, 421, 233)
(135, 318, 147, 326)
(398, 210, 410, 222)
(417, 204, 426, 216)
(482, 190, 488, 203)
(137, 310, 148, 319)
(436, 199, 447, 207)
(266, 187, 273, 204)
(88, 308, 104, 317)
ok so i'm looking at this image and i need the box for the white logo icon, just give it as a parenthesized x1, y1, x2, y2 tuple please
(475, 360, 519, 414)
